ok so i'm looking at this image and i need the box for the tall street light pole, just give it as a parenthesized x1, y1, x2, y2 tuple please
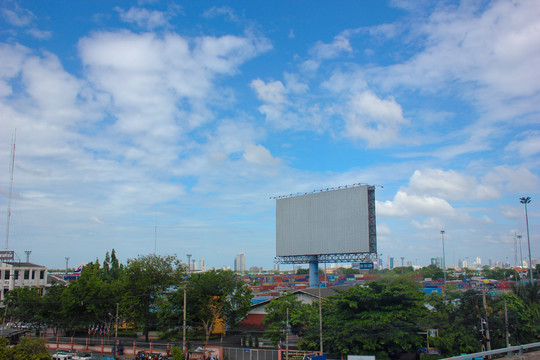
(520, 197, 533, 284)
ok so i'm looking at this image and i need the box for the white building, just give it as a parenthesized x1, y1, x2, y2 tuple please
(234, 253, 246, 272)
(0, 262, 48, 301)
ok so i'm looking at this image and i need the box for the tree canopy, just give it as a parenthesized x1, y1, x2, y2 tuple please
(168, 269, 252, 345)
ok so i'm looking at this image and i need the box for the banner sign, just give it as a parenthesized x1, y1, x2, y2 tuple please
(0, 251, 15, 261)
(357, 262, 374, 270)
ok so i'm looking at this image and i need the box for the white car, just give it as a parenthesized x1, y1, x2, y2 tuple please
(52, 351, 93, 360)
(52, 351, 76, 360)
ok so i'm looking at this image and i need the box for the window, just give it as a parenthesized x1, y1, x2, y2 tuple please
(40, 270, 45, 280)
(14, 270, 19, 280)
(24, 270, 30, 280)
(4, 270, 9, 280)
(32, 270, 36, 280)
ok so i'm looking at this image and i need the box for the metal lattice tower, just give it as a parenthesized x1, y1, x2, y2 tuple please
(5, 131, 16, 250)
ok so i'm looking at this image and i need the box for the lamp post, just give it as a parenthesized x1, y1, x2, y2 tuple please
(519, 197, 533, 284)
(440, 230, 446, 287)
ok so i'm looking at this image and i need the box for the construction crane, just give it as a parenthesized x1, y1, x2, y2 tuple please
(5, 130, 16, 250)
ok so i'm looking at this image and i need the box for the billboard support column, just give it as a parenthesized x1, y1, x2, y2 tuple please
(309, 256, 319, 288)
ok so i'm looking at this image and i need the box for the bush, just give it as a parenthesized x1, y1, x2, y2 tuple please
(0, 337, 51, 360)
(171, 346, 184, 360)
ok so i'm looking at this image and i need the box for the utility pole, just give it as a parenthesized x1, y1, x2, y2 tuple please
(504, 299, 510, 348)
(286, 307, 289, 360)
(113, 303, 119, 358)
(482, 285, 492, 353)
(318, 281, 323, 355)
(183, 283, 187, 356)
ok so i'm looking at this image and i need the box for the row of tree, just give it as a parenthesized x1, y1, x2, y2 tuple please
(370, 263, 540, 281)
(263, 276, 540, 359)
(3, 250, 252, 344)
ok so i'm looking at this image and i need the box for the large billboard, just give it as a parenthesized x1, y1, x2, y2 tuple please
(276, 185, 376, 257)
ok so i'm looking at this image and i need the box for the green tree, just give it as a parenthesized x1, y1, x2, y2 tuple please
(509, 283, 540, 341)
(41, 284, 66, 335)
(3, 287, 44, 331)
(173, 270, 252, 345)
(61, 253, 124, 335)
(302, 277, 428, 359)
(418, 264, 444, 280)
(123, 253, 185, 342)
(262, 293, 313, 346)
(0, 337, 51, 360)
(421, 291, 481, 356)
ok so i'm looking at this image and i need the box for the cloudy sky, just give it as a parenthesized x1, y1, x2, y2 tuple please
(1, 0, 539, 271)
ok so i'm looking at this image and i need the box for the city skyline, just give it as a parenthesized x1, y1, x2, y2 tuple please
(1, 1, 539, 270)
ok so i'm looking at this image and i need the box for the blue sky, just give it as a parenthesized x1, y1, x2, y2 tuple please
(1, 0, 539, 271)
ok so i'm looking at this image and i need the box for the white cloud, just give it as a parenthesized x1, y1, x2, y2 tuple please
(343, 91, 408, 147)
(377, 190, 456, 218)
(374, 0, 540, 121)
(1, 6, 34, 27)
(301, 34, 353, 72)
(409, 169, 477, 200)
(321, 68, 368, 93)
(310, 34, 352, 60)
(506, 131, 540, 158)
(482, 165, 540, 194)
(411, 217, 444, 230)
(250, 79, 287, 104)
(203, 6, 239, 23)
(0, 43, 29, 96)
(27, 28, 52, 40)
(283, 72, 308, 94)
(243, 143, 281, 166)
(116, 7, 171, 30)
(90, 216, 105, 225)
(78, 30, 270, 141)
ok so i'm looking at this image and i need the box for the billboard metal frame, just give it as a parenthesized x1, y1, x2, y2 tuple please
(273, 184, 378, 266)
(275, 252, 377, 264)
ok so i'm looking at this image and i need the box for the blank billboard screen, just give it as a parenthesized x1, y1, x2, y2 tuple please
(276, 185, 375, 256)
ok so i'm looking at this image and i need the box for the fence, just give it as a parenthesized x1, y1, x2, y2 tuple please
(441, 341, 540, 360)
(223, 347, 279, 360)
(43, 336, 175, 357)
(42, 336, 281, 360)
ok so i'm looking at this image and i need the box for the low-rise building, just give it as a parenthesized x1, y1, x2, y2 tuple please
(0, 262, 48, 301)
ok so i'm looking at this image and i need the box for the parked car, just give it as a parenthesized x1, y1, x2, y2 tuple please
(52, 350, 93, 360)
(52, 350, 76, 360)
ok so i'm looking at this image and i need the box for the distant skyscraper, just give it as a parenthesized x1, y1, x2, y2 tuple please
(389, 257, 395, 270)
(234, 253, 246, 272)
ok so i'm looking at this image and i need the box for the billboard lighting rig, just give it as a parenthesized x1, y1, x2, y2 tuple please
(269, 182, 382, 200)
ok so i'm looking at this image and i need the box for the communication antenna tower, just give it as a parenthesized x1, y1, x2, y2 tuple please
(5, 130, 16, 250)
(25, 250, 32, 262)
